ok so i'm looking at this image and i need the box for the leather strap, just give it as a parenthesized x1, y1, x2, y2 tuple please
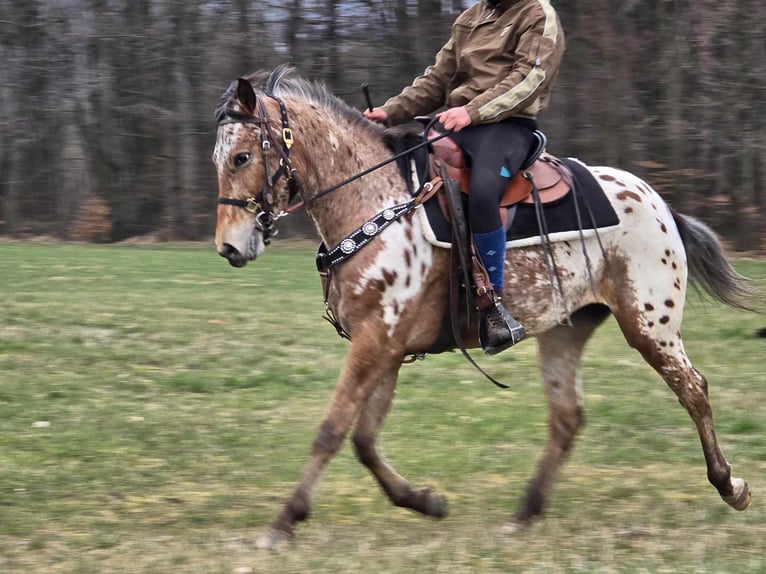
(315, 201, 416, 272)
(443, 168, 509, 389)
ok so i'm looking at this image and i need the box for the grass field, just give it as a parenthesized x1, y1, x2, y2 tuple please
(0, 240, 764, 573)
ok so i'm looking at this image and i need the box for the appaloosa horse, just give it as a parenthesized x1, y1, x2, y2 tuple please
(213, 67, 754, 549)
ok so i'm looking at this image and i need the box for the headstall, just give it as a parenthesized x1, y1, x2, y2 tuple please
(217, 92, 301, 244)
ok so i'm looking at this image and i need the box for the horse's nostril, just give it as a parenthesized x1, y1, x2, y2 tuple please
(220, 243, 239, 259)
(220, 243, 247, 267)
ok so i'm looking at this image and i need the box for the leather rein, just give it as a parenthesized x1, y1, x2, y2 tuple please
(217, 98, 455, 244)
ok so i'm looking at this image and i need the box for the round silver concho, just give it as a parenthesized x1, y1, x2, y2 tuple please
(340, 238, 356, 254)
(362, 222, 379, 236)
(382, 208, 396, 221)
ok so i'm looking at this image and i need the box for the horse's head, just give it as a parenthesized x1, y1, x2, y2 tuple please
(213, 75, 298, 267)
(214, 66, 409, 268)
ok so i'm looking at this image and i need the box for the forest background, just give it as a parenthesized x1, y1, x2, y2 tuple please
(1, 0, 764, 251)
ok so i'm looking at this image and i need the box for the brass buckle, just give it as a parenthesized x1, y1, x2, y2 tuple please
(282, 128, 294, 149)
(245, 197, 260, 214)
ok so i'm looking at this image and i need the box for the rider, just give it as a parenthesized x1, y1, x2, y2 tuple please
(365, 0, 565, 354)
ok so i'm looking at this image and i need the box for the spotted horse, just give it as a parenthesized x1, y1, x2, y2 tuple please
(212, 67, 755, 549)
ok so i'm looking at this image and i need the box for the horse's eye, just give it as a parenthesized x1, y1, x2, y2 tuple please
(233, 152, 251, 167)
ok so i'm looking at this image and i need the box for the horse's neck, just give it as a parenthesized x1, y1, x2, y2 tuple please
(293, 114, 411, 248)
(308, 176, 410, 247)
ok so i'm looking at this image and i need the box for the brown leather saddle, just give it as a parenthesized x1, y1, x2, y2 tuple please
(427, 129, 572, 209)
(412, 128, 576, 379)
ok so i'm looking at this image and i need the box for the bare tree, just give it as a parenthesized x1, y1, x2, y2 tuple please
(0, 0, 761, 249)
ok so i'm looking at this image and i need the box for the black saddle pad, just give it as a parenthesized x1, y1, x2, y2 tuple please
(422, 157, 620, 246)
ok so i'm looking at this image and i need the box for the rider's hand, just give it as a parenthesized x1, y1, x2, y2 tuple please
(436, 106, 472, 132)
(364, 107, 388, 124)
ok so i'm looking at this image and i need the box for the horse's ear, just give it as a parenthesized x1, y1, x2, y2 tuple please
(236, 78, 257, 115)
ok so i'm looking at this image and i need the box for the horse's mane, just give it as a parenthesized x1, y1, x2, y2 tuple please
(216, 66, 377, 134)
(215, 65, 426, 175)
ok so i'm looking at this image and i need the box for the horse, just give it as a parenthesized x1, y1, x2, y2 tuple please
(212, 67, 755, 549)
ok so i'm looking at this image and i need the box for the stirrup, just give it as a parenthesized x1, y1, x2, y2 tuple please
(479, 298, 526, 355)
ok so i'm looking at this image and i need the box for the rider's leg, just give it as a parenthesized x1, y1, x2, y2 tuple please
(473, 225, 526, 354)
(473, 227, 507, 292)
(452, 119, 536, 353)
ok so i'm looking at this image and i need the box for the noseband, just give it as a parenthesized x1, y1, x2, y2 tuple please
(217, 93, 301, 244)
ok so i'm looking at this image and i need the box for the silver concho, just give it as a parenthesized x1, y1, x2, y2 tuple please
(382, 208, 396, 221)
(340, 238, 356, 254)
(362, 222, 379, 236)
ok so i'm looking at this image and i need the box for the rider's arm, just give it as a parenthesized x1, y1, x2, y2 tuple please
(381, 36, 457, 125)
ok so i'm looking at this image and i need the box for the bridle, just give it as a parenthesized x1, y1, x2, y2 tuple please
(217, 92, 302, 244)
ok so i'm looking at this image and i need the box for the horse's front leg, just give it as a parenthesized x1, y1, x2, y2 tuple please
(352, 368, 447, 518)
(257, 336, 397, 550)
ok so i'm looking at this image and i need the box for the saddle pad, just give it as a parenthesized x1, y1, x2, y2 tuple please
(419, 157, 621, 249)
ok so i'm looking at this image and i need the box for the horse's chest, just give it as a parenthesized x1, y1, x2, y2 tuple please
(351, 222, 436, 337)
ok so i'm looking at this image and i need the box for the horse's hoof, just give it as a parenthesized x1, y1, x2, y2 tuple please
(409, 487, 448, 518)
(428, 491, 449, 519)
(498, 522, 523, 536)
(424, 488, 449, 518)
(256, 527, 291, 551)
(499, 515, 534, 536)
(723, 478, 751, 511)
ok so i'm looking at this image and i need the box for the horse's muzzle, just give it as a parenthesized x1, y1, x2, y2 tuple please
(219, 243, 248, 267)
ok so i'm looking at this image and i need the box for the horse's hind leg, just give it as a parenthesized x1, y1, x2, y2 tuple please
(352, 371, 447, 518)
(614, 308, 752, 511)
(514, 304, 611, 527)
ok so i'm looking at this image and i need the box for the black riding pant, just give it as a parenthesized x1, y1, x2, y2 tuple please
(450, 117, 538, 234)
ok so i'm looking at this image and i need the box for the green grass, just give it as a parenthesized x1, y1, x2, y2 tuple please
(0, 241, 764, 573)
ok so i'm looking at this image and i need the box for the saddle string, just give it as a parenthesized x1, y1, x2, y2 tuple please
(529, 176, 571, 325)
(578, 182, 609, 296)
(568, 170, 597, 296)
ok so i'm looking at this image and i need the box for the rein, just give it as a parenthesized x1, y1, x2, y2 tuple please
(217, 95, 456, 248)
(301, 129, 454, 205)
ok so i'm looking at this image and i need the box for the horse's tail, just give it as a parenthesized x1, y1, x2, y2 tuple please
(671, 208, 757, 311)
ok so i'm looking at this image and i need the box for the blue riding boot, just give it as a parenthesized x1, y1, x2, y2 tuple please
(473, 228, 526, 354)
